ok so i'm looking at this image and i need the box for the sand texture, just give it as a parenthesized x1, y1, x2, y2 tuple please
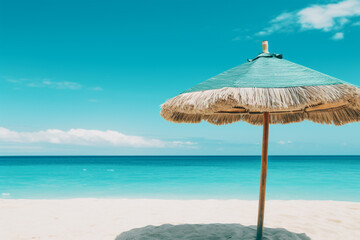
(0, 199, 359, 240)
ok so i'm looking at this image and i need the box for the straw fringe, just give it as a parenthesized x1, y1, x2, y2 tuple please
(161, 84, 360, 125)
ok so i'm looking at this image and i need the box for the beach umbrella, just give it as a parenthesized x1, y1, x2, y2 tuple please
(160, 41, 360, 240)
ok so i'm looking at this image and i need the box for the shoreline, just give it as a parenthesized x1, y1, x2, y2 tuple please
(2, 197, 359, 202)
(1, 199, 359, 240)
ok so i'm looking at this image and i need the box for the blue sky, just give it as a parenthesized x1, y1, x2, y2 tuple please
(1, 0, 360, 155)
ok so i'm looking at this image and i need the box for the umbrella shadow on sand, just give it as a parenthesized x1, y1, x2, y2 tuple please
(115, 223, 311, 240)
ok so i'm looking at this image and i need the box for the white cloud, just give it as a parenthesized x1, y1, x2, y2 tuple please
(298, 0, 360, 31)
(332, 32, 344, 40)
(90, 86, 103, 91)
(257, 12, 298, 36)
(278, 140, 293, 145)
(29, 80, 82, 90)
(0, 127, 195, 148)
(257, 0, 360, 39)
(7, 78, 82, 90)
(232, 35, 252, 41)
(7, 78, 103, 91)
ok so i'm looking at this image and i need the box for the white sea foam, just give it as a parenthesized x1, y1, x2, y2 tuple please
(1, 193, 10, 196)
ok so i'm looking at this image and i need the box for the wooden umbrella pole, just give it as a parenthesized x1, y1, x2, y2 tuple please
(256, 112, 270, 240)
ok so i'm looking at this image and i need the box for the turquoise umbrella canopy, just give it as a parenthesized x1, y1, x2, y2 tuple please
(184, 53, 345, 91)
(161, 47, 360, 126)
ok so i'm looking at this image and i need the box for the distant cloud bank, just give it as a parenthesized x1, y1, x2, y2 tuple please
(0, 127, 195, 148)
(256, 0, 360, 40)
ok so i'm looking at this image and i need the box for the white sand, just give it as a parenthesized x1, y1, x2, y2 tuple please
(0, 199, 359, 240)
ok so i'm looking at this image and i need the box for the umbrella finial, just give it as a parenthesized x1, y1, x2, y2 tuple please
(262, 41, 269, 53)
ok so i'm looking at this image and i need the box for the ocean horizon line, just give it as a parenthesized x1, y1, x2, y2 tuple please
(1, 154, 360, 157)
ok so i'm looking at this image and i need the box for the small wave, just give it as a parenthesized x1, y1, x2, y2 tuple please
(2, 193, 10, 196)
(107, 169, 114, 172)
(83, 169, 87, 171)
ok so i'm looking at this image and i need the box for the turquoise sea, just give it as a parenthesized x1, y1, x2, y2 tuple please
(0, 156, 359, 201)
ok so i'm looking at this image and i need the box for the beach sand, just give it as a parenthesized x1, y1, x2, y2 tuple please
(0, 199, 359, 240)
